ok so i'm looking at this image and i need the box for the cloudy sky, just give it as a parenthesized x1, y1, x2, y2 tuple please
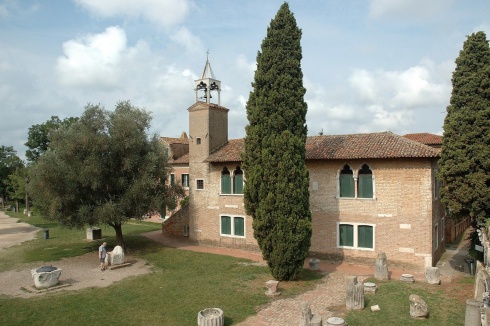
(1, 0, 489, 159)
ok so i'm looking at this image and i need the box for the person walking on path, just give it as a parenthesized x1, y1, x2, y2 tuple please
(99, 242, 107, 271)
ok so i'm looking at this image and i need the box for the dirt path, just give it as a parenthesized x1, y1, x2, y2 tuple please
(0, 210, 39, 250)
(0, 252, 152, 298)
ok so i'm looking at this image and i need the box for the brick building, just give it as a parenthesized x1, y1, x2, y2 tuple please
(162, 59, 445, 270)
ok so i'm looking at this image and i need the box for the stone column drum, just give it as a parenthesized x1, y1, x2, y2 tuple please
(197, 308, 224, 326)
(345, 275, 364, 310)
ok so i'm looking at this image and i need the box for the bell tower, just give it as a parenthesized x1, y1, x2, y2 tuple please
(194, 53, 221, 105)
(188, 55, 229, 162)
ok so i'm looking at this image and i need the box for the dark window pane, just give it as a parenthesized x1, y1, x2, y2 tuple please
(234, 217, 244, 236)
(221, 216, 231, 235)
(339, 224, 353, 246)
(358, 225, 373, 248)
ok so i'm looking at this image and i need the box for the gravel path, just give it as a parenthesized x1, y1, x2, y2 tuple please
(0, 252, 152, 298)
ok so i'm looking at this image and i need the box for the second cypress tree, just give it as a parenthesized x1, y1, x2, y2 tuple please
(438, 31, 490, 222)
(243, 2, 312, 281)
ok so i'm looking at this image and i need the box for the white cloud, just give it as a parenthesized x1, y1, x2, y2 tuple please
(349, 60, 450, 110)
(74, 0, 192, 28)
(369, 0, 453, 21)
(56, 26, 143, 88)
(169, 27, 204, 54)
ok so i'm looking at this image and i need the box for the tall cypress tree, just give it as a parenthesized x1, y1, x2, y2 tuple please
(438, 31, 490, 223)
(242, 2, 311, 281)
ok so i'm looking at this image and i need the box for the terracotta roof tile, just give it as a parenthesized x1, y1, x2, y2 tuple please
(161, 137, 189, 145)
(206, 132, 439, 163)
(173, 153, 189, 164)
(403, 133, 442, 146)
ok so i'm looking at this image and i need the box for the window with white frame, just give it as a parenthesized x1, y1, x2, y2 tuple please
(338, 163, 375, 199)
(196, 179, 204, 190)
(337, 222, 375, 250)
(220, 215, 245, 237)
(220, 166, 244, 195)
(181, 173, 189, 188)
(434, 169, 440, 199)
(170, 173, 175, 187)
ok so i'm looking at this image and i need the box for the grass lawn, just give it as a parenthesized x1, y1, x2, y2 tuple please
(0, 207, 472, 325)
(0, 208, 322, 325)
(344, 277, 469, 326)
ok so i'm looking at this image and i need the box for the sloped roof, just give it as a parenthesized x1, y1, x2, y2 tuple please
(206, 132, 439, 163)
(173, 152, 189, 164)
(161, 137, 189, 145)
(403, 133, 442, 146)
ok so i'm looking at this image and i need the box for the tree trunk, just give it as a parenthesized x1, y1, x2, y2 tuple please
(25, 193, 30, 212)
(15, 200, 19, 213)
(112, 223, 126, 252)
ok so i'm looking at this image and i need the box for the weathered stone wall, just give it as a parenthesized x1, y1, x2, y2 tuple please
(162, 204, 190, 237)
(187, 156, 442, 269)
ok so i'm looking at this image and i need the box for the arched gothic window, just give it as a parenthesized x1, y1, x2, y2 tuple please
(339, 164, 354, 198)
(358, 164, 373, 198)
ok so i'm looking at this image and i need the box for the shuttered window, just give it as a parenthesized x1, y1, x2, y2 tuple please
(358, 164, 373, 198)
(220, 215, 245, 237)
(357, 225, 373, 248)
(221, 216, 231, 235)
(234, 217, 244, 236)
(339, 224, 354, 247)
(233, 167, 244, 194)
(221, 168, 231, 194)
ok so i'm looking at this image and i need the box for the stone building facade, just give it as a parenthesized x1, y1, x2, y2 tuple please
(162, 60, 445, 270)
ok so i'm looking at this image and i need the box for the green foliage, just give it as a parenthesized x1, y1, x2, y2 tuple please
(438, 31, 490, 222)
(0, 146, 23, 204)
(25, 115, 78, 162)
(7, 165, 27, 202)
(243, 2, 312, 281)
(27, 101, 171, 247)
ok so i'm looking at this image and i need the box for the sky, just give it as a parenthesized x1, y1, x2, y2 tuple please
(1, 0, 489, 160)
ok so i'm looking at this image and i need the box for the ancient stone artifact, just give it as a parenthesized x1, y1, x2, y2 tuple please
(371, 305, 380, 312)
(309, 258, 320, 271)
(425, 266, 441, 285)
(409, 294, 428, 319)
(31, 265, 62, 289)
(363, 282, 377, 294)
(400, 273, 415, 283)
(197, 308, 224, 326)
(345, 275, 364, 310)
(325, 316, 346, 326)
(374, 252, 389, 280)
(105, 245, 125, 266)
(299, 301, 322, 326)
(265, 280, 280, 296)
(474, 269, 490, 302)
(86, 227, 102, 240)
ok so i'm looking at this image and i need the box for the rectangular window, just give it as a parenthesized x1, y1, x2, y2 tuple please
(164, 147, 169, 157)
(338, 223, 375, 250)
(181, 174, 189, 188)
(358, 175, 373, 198)
(197, 138, 201, 145)
(221, 216, 231, 235)
(357, 225, 373, 248)
(339, 224, 354, 247)
(234, 217, 244, 236)
(221, 174, 231, 194)
(170, 173, 175, 187)
(196, 179, 204, 190)
(339, 175, 355, 197)
(220, 215, 245, 237)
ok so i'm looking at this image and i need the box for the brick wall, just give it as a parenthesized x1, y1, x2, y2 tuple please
(187, 157, 443, 270)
